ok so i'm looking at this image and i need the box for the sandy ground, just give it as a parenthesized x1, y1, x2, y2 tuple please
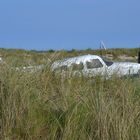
(104, 54, 138, 62)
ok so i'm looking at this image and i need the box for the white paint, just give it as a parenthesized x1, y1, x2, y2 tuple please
(51, 54, 140, 78)
(0, 57, 3, 62)
(16, 64, 44, 73)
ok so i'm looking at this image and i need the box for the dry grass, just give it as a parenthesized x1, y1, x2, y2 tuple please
(0, 65, 140, 140)
(0, 49, 140, 140)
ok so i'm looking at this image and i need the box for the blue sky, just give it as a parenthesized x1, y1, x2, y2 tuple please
(0, 0, 140, 50)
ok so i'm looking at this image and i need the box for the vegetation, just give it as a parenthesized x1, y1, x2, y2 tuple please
(0, 48, 140, 140)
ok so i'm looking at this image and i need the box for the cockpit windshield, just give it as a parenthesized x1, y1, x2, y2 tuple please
(101, 57, 113, 66)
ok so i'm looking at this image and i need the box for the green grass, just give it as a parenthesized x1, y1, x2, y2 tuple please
(0, 48, 140, 140)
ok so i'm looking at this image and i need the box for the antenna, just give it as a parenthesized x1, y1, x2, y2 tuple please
(100, 41, 107, 56)
(100, 41, 107, 50)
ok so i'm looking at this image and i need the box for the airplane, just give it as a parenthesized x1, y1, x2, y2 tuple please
(11, 42, 140, 78)
(51, 53, 140, 78)
(15, 64, 44, 73)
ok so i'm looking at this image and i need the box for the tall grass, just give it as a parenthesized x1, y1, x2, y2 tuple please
(0, 62, 140, 140)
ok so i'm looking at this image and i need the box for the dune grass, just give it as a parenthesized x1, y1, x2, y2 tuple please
(0, 62, 140, 140)
(0, 48, 140, 139)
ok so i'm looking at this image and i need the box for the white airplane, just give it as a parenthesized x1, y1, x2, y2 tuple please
(51, 54, 140, 78)
(15, 64, 44, 73)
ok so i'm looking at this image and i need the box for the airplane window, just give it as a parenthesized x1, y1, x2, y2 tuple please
(86, 59, 103, 69)
(101, 57, 113, 66)
(61, 65, 68, 71)
(71, 62, 84, 71)
(55, 65, 68, 72)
